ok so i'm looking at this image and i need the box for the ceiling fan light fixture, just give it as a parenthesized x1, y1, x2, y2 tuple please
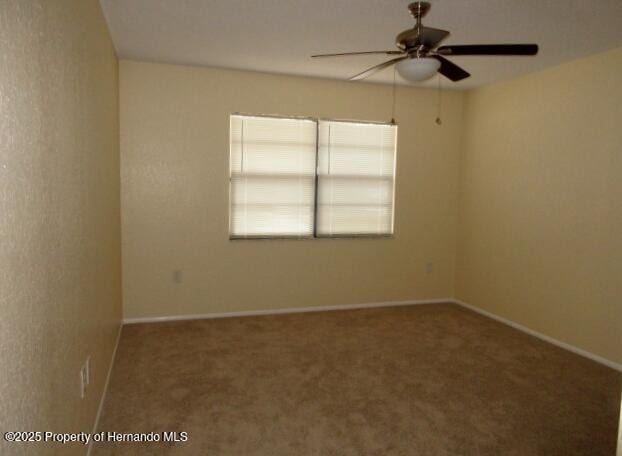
(395, 57, 441, 81)
(311, 2, 538, 83)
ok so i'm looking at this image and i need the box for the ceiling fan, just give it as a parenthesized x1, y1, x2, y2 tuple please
(311, 1, 539, 82)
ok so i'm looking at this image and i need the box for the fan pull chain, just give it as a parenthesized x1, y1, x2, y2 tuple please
(390, 67, 397, 125)
(435, 74, 443, 125)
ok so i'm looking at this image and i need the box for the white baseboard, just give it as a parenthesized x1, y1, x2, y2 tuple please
(86, 323, 122, 456)
(123, 298, 453, 325)
(453, 299, 622, 372)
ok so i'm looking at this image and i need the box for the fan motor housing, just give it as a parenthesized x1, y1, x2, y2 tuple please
(396, 29, 425, 53)
(395, 26, 435, 54)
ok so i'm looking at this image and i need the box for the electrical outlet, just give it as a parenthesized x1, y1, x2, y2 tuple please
(85, 356, 91, 385)
(425, 262, 434, 274)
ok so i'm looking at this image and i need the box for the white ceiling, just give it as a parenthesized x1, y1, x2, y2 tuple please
(100, 0, 622, 89)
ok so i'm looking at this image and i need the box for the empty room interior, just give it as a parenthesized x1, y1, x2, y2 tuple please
(2, 0, 622, 455)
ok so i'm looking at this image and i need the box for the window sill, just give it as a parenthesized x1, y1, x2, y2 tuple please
(229, 234, 395, 241)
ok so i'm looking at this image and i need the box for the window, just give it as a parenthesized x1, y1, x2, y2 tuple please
(317, 120, 396, 237)
(229, 114, 397, 239)
(229, 115, 317, 238)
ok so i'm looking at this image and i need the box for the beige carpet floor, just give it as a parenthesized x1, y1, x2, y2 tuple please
(93, 303, 621, 455)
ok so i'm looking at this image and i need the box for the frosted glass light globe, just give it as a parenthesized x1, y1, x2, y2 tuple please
(395, 57, 441, 81)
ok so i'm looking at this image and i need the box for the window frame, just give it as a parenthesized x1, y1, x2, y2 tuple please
(228, 113, 397, 240)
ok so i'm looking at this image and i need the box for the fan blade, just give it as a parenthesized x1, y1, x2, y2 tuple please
(350, 56, 407, 81)
(311, 50, 405, 58)
(432, 56, 470, 82)
(436, 44, 539, 56)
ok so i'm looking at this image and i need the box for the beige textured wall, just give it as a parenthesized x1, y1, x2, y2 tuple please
(457, 47, 622, 365)
(0, 1, 121, 454)
(120, 60, 464, 319)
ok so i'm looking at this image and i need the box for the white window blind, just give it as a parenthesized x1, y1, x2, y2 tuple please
(317, 120, 397, 236)
(229, 115, 317, 238)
